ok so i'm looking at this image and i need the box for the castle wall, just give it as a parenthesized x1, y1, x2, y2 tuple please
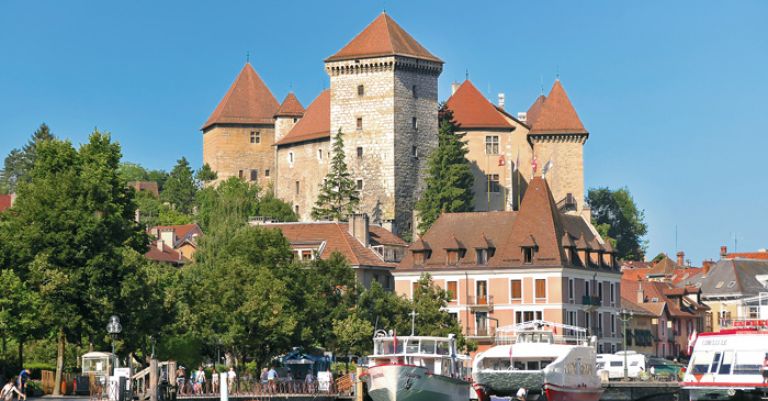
(530, 135, 586, 211)
(275, 139, 330, 221)
(275, 117, 299, 144)
(202, 124, 276, 187)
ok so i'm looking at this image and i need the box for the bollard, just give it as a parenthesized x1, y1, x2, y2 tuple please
(149, 359, 158, 401)
(219, 373, 228, 401)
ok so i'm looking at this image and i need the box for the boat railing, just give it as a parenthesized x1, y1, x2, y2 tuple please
(494, 320, 588, 345)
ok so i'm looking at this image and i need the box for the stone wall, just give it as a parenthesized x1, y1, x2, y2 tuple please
(202, 124, 276, 188)
(274, 139, 330, 221)
(530, 134, 586, 211)
(274, 116, 299, 144)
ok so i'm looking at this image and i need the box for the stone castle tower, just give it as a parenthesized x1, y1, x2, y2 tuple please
(324, 13, 443, 233)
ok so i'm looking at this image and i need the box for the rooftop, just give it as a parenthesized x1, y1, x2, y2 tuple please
(274, 90, 330, 146)
(202, 63, 280, 131)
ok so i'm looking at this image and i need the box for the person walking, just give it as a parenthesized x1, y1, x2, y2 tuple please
(1, 378, 24, 401)
(267, 366, 278, 393)
(227, 367, 236, 394)
(762, 353, 768, 384)
(211, 369, 219, 394)
(16, 370, 29, 397)
(195, 367, 206, 394)
(175, 366, 185, 395)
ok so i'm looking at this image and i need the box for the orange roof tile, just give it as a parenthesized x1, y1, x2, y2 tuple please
(275, 92, 305, 118)
(145, 241, 188, 265)
(725, 251, 768, 260)
(326, 13, 442, 63)
(0, 194, 13, 212)
(526, 95, 546, 126)
(445, 80, 514, 129)
(528, 80, 587, 135)
(202, 63, 279, 130)
(274, 90, 330, 146)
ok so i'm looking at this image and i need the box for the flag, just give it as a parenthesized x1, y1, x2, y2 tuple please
(531, 156, 538, 177)
(687, 329, 697, 355)
(514, 151, 520, 172)
(542, 159, 554, 179)
(498, 154, 506, 166)
(393, 329, 398, 353)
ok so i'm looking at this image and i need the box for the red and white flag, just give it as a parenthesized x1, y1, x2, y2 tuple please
(531, 156, 538, 177)
(498, 154, 506, 166)
(687, 329, 698, 355)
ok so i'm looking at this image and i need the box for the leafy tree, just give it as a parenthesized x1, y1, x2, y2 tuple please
(587, 187, 648, 260)
(0, 269, 43, 367)
(134, 190, 193, 228)
(332, 315, 373, 365)
(312, 129, 359, 221)
(256, 189, 298, 223)
(195, 163, 218, 185)
(0, 124, 55, 193)
(162, 157, 197, 214)
(411, 274, 474, 351)
(0, 131, 147, 394)
(118, 162, 169, 190)
(415, 106, 474, 234)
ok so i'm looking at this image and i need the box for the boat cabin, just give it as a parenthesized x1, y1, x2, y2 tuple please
(370, 333, 469, 378)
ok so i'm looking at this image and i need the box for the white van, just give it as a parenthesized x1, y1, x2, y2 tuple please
(596, 351, 647, 379)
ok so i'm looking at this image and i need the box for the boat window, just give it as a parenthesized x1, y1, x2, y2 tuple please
(527, 361, 540, 370)
(541, 360, 552, 369)
(436, 342, 450, 355)
(610, 361, 623, 367)
(406, 339, 419, 354)
(691, 352, 713, 374)
(420, 340, 436, 354)
(709, 353, 722, 373)
(733, 352, 763, 375)
(719, 352, 733, 375)
(514, 361, 526, 370)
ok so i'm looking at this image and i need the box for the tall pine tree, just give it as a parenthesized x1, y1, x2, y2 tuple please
(415, 106, 474, 234)
(0, 123, 55, 193)
(312, 129, 359, 221)
(162, 157, 197, 214)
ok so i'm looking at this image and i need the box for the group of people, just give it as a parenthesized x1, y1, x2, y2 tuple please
(175, 366, 237, 395)
(0, 369, 30, 401)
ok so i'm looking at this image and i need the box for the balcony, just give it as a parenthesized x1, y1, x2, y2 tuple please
(467, 295, 494, 311)
(582, 295, 601, 306)
(466, 326, 495, 344)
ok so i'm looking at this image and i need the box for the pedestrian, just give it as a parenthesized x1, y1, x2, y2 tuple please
(650, 365, 656, 379)
(176, 366, 185, 395)
(267, 366, 278, 393)
(195, 367, 206, 394)
(1, 378, 24, 401)
(516, 387, 527, 401)
(227, 367, 236, 394)
(211, 369, 219, 394)
(260, 368, 268, 391)
(16, 370, 29, 397)
(304, 371, 314, 393)
(762, 353, 768, 384)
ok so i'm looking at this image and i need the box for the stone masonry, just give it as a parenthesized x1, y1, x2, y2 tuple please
(202, 124, 276, 188)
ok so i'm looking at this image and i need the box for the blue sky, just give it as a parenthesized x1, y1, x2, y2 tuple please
(1, 1, 767, 264)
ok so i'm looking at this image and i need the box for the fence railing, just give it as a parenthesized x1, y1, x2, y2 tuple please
(176, 375, 353, 397)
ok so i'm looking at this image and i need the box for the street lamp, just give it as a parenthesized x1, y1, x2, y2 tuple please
(618, 309, 634, 381)
(107, 315, 122, 365)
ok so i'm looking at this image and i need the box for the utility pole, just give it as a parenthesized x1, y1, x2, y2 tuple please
(619, 309, 634, 381)
(409, 310, 418, 336)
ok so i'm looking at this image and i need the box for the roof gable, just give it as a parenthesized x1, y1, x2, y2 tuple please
(274, 90, 331, 146)
(445, 80, 514, 129)
(202, 63, 280, 130)
(326, 13, 442, 63)
(275, 92, 305, 118)
(528, 80, 587, 134)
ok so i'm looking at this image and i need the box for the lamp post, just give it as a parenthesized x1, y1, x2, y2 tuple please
(107, 315, 122, 366)
(618, 309, 634, 380)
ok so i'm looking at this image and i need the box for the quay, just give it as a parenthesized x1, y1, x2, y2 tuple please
(601, 381, 685, 401)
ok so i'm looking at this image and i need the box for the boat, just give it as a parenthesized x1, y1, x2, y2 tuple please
(681, 324, 768, 401)
(472, 320, 603, 401)
(363, 330, 471, 401)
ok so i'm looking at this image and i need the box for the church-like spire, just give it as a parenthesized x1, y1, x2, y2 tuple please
(528, 80, 587, 134)
(275, 92, 305, 118)
(202, 63, 279, 131)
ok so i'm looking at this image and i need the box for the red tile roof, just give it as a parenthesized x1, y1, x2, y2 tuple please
(326, 13, 442, 63)
(145, 241, 188, 265)
(274, 90, 330, 146)
(127, 181, 159, 198)
(275, 92, 305, 118)
(202, 63, 279, 130)
(445, 80, 514, 129)
(725, 251, 768, 260)
(265, 222, 406, 268)
(0, 194, 13, 212)
(526, 95, 546, 126)
(528, 80, 587, 135)
(149, 223, 203, 247)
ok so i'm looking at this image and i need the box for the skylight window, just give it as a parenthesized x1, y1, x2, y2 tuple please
(715, 281, 725, 289)
(727, 281, 736, 288)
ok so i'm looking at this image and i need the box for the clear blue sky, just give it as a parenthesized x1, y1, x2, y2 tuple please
(1, 1, 767, 264)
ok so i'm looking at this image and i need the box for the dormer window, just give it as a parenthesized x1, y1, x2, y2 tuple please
(447, 250, 459, 265)
(523, 247, 534, 264)
(413, 250, 431, 266)
(476, 249, 488, 265)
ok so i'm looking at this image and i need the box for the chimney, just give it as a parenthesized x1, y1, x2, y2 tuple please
(637, 281, 644, 304)
(156, 238, 164, 251)
(676, 251, 685, 267)
(720, 245, 728, 257)
(451, 82, 460, 96)
(349, 213, 370, 248)
(498, 93, 505, 110)
(160, 229, 175, 249)
(702, 260, 714, 274)
(134, 209, 141, 223)
(517, 112, 527, 122)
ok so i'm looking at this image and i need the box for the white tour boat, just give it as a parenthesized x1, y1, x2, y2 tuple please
(472, 320, 602, 401)
(682, 326, 768, 401)
(364, 330, 471, 401)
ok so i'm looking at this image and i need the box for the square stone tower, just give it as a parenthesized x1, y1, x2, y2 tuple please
(325, 13, 443, 235)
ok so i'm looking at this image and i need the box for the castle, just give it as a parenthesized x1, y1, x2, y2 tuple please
(202, 13, 590, 235)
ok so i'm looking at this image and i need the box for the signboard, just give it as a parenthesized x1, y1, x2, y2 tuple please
(732, 319, 768, 328)
(317, 371, 332, 391)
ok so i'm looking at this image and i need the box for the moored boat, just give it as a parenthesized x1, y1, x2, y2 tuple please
(472, 320, 602, 401)
(363, 330, 471, 401)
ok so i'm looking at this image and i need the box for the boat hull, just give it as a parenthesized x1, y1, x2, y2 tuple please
(544, 383, 603, 401)
(366, 364, 470, 401)
(683, 384, 768, 401)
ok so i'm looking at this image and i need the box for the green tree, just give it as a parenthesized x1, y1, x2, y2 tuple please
(332, 315, 373, 364)
(195, 163, 218, 185)
(587, 187, 648, 260)
(0, 269, 43, 367)
(0, 123, 55, 193)
(415, 107, 474, 234)
(312, 129, 359, 221)
(162, 157, 197, 214)
(0, 131, 147, 394)
(134, 190, 193, 228)
(411, 274, 473, 351)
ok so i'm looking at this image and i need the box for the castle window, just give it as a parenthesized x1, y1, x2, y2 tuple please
(265, 169, 270, 177)
(356, 179, 363, 191)
(357, 147, 363, 158)
(295, 181, 300, 195)
(357, 85, 364, 97)
(486, 174, 500, 193)
(288, 152, 294, 164)
(250, 169, 258, 181)
(485, 135, 499, 155)
(238, 170, 244, 179)
(294, 205, 299, 214)
(523, 246, 534, 264)
(412, 85, 418, 98)
(318, 149, 323, 160)
(356, 117, 363, 131)
(412, 117, 418, 130)
(250, 131, 261, 144)
(412, 146, 418, 158)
